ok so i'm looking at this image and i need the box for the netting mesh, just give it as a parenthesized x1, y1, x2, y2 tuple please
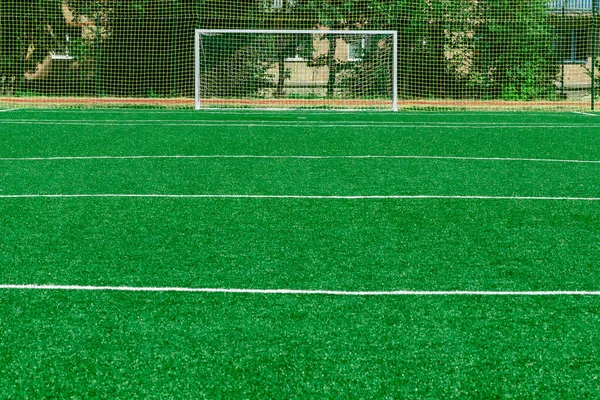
(0, 0, 598, 110)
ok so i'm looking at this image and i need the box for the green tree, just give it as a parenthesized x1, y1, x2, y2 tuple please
(474, 0, 558, 100)
(0, 0, 78, 95)
(66, 0, 269, 98)
(262, 1, 318, 98)
(2, 0, 562, 102)
(308, 0, 379, 98)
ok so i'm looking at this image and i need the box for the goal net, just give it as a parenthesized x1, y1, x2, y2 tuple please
(195, 29, 398, 111)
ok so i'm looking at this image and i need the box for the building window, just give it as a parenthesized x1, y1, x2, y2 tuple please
(51, 34, 73, 60)
(348, 37, 367, 61)
(558, 27, 589, 64)
(270, 0, 296, 9)
(285, 34, 312, 62)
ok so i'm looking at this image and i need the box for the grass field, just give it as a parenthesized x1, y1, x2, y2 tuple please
(1, 109, 600, 398)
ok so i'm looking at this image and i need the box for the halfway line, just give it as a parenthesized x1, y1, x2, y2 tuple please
(1, 285, 600, 296)
(1, 194, 600, 201)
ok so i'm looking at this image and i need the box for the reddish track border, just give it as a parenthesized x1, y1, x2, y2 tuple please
(0, 97, 192, 107)
(0, 96, 593, 110)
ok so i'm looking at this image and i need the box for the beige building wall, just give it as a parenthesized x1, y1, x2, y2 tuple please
(561, 59, 595, 89)
(267, 36, 357, 96)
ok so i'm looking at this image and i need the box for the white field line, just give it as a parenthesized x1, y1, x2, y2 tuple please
(1, 119, 599, 129)
(23, 110, 591, 119)
(0, 108, 18, 113)
(0, 154, 600, 164)
(1, 284, 600, 296)
(573, 111, 598, 117)
(20, 109, 581, 115)
(1, 194, 600, 201)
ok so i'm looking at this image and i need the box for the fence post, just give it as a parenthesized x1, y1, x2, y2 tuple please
(561, 0, 565, 98)
(18, 0, 24, 94)
(173, 0, 179, 97)
(95, 16, 101, 97)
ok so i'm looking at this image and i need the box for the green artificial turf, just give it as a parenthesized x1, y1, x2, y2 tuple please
(1, 109, 600, 397)
(2, 292, 600, 398)
(2, 199, 600, 291)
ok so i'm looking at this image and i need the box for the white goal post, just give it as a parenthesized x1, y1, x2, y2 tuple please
(195, 29, 398, 111)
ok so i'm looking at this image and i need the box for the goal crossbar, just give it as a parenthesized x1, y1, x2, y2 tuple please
(194, 29, 398, 111)
(196, 29, 399, 35)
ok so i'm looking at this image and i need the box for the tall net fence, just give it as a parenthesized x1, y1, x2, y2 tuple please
(0, 0, 598, 110)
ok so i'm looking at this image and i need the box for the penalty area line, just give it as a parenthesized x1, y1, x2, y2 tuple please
(2, 285, 600, 296)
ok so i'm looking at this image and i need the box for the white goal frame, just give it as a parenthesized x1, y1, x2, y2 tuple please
(195, 29, 398, 111)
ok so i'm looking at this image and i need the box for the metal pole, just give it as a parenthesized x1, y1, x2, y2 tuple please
(393, 32, 398, 111)
(194, 30, 200, 110)
(18, 0, 24, 94)
(173, 0, 178, 97)
(592, 0, 598, 110)
(561, 0, 565, 98)
(95, 17, 102, 97)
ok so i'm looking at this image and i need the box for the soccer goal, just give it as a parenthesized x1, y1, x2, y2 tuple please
(195, 29, 398, 111)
